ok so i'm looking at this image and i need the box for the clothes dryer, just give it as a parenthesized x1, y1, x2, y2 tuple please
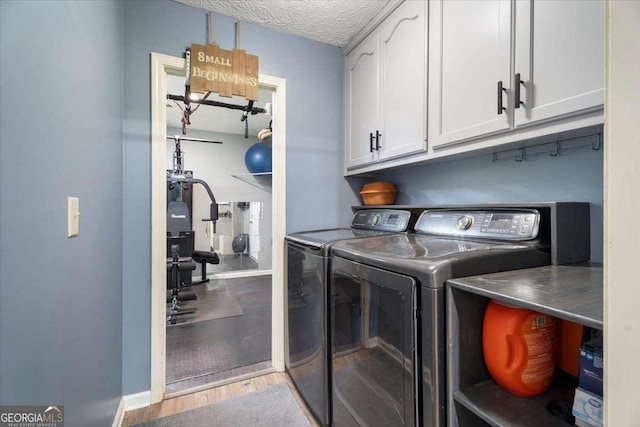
(286, 209, 416, 426)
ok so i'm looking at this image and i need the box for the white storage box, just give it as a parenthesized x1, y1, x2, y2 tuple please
(572, 387, 604, 427)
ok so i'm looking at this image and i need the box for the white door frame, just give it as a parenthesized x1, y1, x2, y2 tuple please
(150, 52, 287, 403)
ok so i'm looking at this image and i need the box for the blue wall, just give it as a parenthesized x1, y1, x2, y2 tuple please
(122, 0, 357, 394)
(375, 135, 604, 262)
(0, 1, 123, 426)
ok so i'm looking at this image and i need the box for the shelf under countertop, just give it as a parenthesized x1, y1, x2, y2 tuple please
(454, 374, 578, 427)
(447, 264, 603, 330)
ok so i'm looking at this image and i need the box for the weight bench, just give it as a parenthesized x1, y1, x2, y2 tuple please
(192, 250, 220, 285)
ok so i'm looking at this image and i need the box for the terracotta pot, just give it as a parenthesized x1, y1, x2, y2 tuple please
(360, 182, 398, 205)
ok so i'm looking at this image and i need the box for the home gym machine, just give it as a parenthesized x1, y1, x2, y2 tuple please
(166, 135, 221, 324)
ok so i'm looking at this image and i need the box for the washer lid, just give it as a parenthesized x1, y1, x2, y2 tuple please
(286, 228, 390, 249)
(330, 234, 550, 288)
(333, 234, 533, 259)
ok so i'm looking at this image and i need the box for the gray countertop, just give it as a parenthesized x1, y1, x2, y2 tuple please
(447, 265, 603, 330)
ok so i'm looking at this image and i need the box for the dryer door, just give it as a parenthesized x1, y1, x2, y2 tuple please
(331, 256, 418, 427)
(285, 241, 329, 426)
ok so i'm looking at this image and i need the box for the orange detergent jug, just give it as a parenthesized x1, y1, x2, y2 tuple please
(483, 300, 557, 397)
(556, 319, 584, 377)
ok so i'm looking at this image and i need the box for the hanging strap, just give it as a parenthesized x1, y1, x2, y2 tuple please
(235, 19, 241, 49)
(208, 12, 214, 44)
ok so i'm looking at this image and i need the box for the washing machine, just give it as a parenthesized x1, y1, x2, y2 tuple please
(328, 203, 590, 427)
(285, 209, 417, 426)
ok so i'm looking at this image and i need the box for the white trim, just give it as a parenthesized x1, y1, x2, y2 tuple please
(123, 390, 152, 412)
(111, 397, 125, 427)
(150, 53, 287, 402)
(264, 74, 287, 372)
(211, 269, 272, 280)
(150, 52, 184, 404)
(604, 2, 640, 425)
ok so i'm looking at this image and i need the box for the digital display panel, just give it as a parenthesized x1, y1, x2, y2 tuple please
(387, 214, 399, 225)
(488, 214, 513, 228)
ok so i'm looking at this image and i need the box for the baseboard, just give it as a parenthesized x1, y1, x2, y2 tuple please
(111, 397, 125, 427)
(123, 390, 151, 412)
(212, 269, 272, 279)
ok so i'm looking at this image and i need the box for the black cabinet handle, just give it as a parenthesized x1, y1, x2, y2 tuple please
(375, 130, 382, 150)
(497, 81, 507, 115)
(515, 73, 523, 109)
(369, 132, 374, 152)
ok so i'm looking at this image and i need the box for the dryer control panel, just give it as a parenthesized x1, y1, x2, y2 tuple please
(416, 209, 540, 240)
(352, 209, 413, 232)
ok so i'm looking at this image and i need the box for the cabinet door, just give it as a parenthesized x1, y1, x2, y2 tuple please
(514, 0, 604, 128)
(345, 34, 379, 169)
(378, 0, 427, 161)
(428, 0, 512, 149)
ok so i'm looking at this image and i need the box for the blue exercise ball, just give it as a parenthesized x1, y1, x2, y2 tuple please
(244, 142, 272, 173)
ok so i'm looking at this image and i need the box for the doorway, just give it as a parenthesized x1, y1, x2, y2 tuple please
(150, 53, 287, 402)
(163, 75, 275, 395)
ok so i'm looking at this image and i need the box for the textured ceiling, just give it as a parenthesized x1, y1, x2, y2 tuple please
(174, 0, 391, 47)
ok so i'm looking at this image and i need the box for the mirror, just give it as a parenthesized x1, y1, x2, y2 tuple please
(205, 201, 267, 273)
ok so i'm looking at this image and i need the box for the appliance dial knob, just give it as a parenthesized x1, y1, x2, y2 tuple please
(372, 215, 381, 225)
(457, 215, 473, 230)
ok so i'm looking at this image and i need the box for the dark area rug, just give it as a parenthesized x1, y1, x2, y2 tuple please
(166, 276, 272, 390)
(133, 383, 311, 427)
(167, 281, 243, 326)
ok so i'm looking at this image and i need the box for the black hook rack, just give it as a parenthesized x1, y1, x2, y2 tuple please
(491, 133, 603, 163)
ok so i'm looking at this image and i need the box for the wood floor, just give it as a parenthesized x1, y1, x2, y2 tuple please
(122, 372, 320, 426)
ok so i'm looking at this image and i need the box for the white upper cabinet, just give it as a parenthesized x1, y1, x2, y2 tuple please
(345, 0, 605, 175)
(377, 0, 427, 161)
(428, 0, 512, 148)
(428, 0, 604, 150)
(345, 0, 427, 170)
(345, 34, 380, 169)
(514, 0, 605, 128)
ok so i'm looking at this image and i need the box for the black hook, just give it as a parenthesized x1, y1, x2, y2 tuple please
(241, 100, 254, 139)
(241, 100, 255, 121)
(515, 147, 525, 162)
(592, 135, 602, 150)
(549, 142, 559, 157)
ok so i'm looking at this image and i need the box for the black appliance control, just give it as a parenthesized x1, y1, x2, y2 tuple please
(416, 209, 541, 240)
(352, 209, 413, 232)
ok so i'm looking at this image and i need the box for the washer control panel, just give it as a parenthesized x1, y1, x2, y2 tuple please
(352, 209, 413, 232)
(416, 209, 540, 240)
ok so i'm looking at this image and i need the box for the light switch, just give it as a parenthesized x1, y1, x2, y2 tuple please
(68, 197, 80, 237)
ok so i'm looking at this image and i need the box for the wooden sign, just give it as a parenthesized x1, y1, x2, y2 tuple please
(190, 43, 259, 101)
